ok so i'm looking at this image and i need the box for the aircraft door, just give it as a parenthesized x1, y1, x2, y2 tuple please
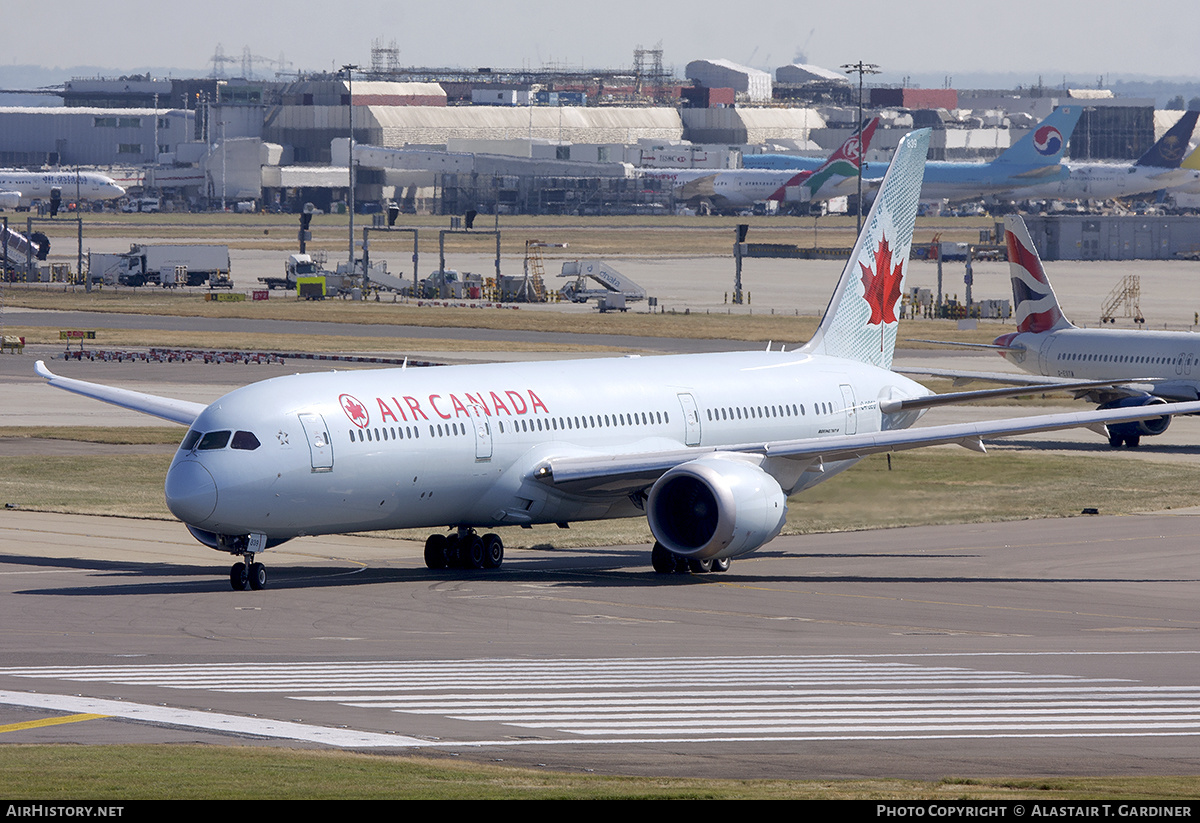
(677, 393, 701, 446)
(469, 403, 493, 461)
(298, 413, 334, 473)
(840, 384, 857, 435)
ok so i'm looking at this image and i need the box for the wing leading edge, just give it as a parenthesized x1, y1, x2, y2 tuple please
(535, 399, 1200, 493)
(35, 360, 206, 426)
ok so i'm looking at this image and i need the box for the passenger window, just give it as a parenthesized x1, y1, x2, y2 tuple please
(198, 430, 231, 450)
(231, 431, 261, 451)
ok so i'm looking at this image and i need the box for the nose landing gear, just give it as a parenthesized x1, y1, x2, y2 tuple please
(230, 555, 267, 590)
(215, 534, 270, 591)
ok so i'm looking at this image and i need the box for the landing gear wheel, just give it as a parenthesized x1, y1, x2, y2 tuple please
(651, 542, 679, 574)
(711, 558, 731, 573)
(424, 533, 448, 569)
(230, 562, 248, 591)
(1108, 433, 1124, 448)
(1126, 435, 1141, 448)
(482, 533, 504, 569)
(687, 558, 713, 574)
(249, 562, 267, 590)
(466, 534, 487, 569)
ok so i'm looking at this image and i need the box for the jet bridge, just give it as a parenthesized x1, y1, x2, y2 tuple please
(557, 260, 647, 307)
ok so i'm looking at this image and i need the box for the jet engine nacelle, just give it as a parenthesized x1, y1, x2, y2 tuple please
(1100, 395, 1171, 438)
(646, 455, 787, 561)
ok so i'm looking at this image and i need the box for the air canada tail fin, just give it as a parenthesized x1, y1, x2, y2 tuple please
(993, 106, 1081, 166)
(1004, 215, 1074, 333)
(801, 128, 930, 370)
(1136, 110, 1199, 168)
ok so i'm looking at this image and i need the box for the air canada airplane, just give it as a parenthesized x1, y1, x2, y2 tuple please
(644, 117, 878, 211)
(35, 130, 1200, 591)
(906, 215, 1200, 449)
(0, 169, 126, 209)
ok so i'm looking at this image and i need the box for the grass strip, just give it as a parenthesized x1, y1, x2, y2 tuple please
(0, 745, 1197, 799)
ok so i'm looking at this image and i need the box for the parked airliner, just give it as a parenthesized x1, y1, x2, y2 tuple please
(906, 215, 1200, 448)
(645, 118, 878, 211)
(0, 170, 126, 208)
(745, 106, 1083, 204)
(36, 130, 1200, 591)
(1006, 110, 1200, 202)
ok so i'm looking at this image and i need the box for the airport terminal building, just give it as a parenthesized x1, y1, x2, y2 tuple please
(0, 61, 1183, 217)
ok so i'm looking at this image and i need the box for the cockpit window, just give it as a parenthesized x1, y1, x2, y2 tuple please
(181, 430, 202, 451)
(197, 430, 231, 450)
(231, 431, 261, 451)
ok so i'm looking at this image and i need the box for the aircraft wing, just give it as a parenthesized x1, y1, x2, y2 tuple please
(1010, 164, 1065, 181)
(676, 174, 719, 201)
(898, 364, 1188, 399)
(35, 360, 205, 426)
(535, 399, 1200, 493)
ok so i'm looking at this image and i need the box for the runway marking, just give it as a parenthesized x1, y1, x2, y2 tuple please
(0, 690, 425, 748)
(4, 655, 1200, 747)
(0, 712, 108, 734)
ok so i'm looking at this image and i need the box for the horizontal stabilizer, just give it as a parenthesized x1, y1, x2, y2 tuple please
(906, 338, 1024, 352)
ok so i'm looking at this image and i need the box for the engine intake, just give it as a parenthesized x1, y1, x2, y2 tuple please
(1100, 395, 1171, 438)
(646, 456, 786, 561)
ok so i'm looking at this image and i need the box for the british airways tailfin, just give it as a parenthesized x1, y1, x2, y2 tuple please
(1136, 110, 1199, 168)
(1004, 215, 1073, 334)
(802, 128, 930, 370)
(992, 106, 1082, 167)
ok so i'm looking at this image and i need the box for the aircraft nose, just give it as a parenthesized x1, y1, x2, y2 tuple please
(165, 459, 217, 524)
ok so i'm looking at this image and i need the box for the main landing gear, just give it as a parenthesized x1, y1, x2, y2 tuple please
(424, 528, 504, 571)
(651, 541, 732, 575)
(230, 553, 267, 591)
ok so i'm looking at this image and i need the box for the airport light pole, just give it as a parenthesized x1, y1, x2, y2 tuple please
(341, 63, 359, 274)
(841, 61, 879, 233)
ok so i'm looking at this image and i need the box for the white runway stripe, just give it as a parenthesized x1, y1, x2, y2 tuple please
(4, 656, 1199, 743)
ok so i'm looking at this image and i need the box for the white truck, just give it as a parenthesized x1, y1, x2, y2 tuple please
(104, 244, 231, 287)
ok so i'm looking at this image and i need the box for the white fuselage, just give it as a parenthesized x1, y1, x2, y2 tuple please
(1001, 328, 1200, 396)
(165, 351, 929, 543)
(1014, 163, 1197, 201)
(0, 170, 126, 205)
(644, 168, 847, 208)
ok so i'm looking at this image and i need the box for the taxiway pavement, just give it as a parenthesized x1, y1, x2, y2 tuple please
(1, 508, 1198, 779)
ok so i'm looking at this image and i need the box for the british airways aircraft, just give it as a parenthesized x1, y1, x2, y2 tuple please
(645, 118, 878, 211)
(745, 106, 1083, 204)
(906, 214, 1200, 449)
(35, 130, 1200, 590)
(0, 170, 126, 209)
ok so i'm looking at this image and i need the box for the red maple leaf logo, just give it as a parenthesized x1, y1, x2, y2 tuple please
(340, 394, 369, 427)
(859, 234, 904, 326)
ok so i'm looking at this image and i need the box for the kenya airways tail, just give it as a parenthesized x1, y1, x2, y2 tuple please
(797, 116, 880, 200)
(1003, 215, 1074, 334)
(802, 128, 931, 370)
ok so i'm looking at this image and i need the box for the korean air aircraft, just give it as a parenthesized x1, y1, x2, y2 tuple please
(36, 130, 1200, 591)
(0, 170, 126, 209)
(906, 215, 1200, 449)
(645, 118, 878, 211)
(745, 106, 1083, 204)
(1008, 110, 1200, 201)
